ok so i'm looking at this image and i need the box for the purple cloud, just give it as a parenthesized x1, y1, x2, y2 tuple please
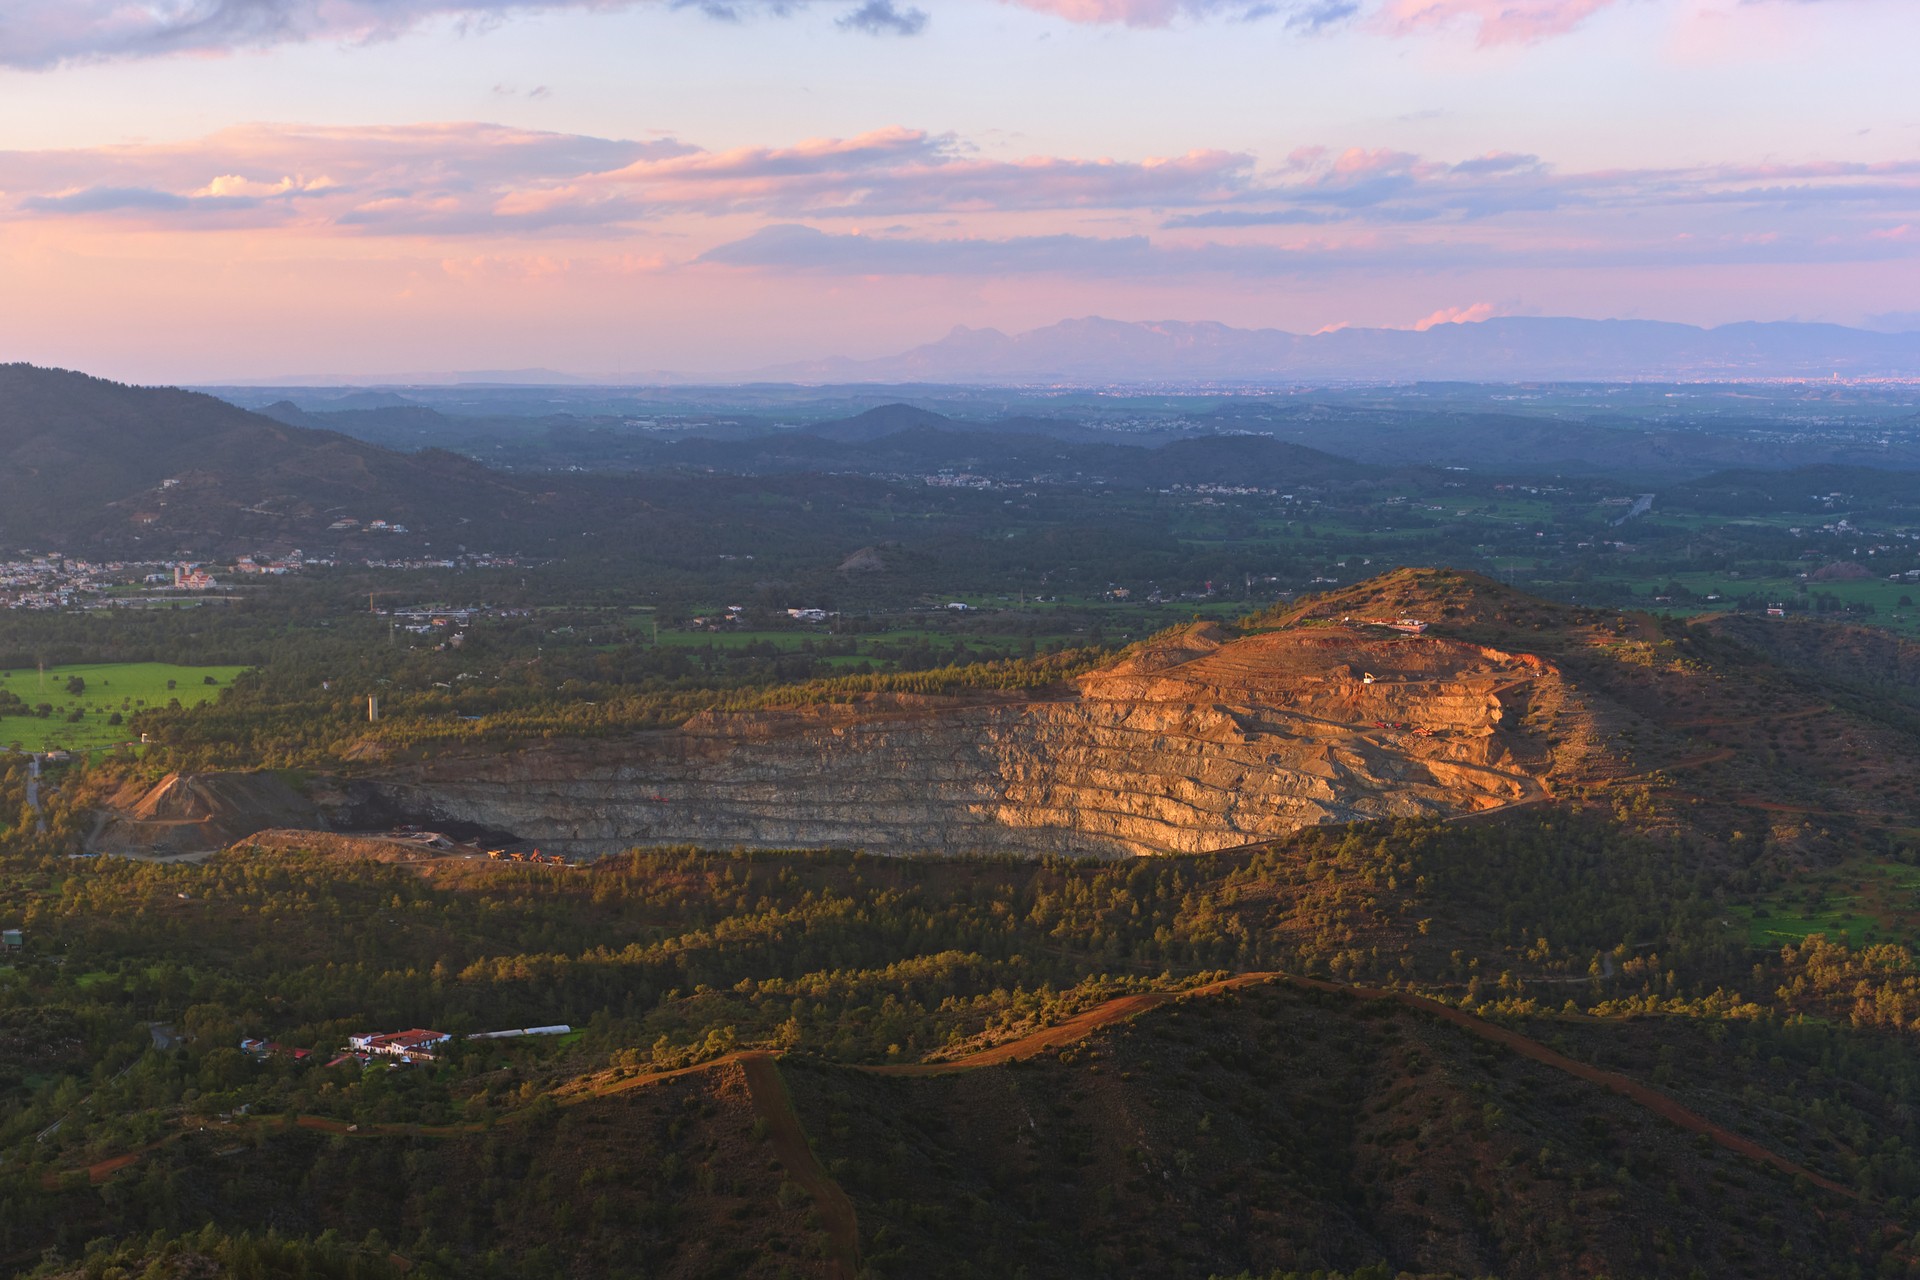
(697, 224, 1162, 273)
(22, 186, 215, 213)
(1162, 150, 1920, 228)
(694, 219, 1920, 280)
(836, 0, 928, 33)
(0, 0, 932, 68)
(0, 0, 1373, 69)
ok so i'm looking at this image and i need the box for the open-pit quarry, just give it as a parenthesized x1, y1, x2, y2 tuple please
(93, 619, 1588, 860)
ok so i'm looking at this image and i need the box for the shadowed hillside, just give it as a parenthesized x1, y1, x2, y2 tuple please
(11, 977, 1896, 1279)
(0, 365, 560, 553)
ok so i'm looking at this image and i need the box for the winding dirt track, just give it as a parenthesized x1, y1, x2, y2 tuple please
(738, 1052, 863, 1280)
(868, 977, 1248, 1075)
(1283, 977, 1854, 1197)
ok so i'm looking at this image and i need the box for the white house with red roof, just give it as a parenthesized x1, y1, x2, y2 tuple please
(348, 1028, 452, 1061)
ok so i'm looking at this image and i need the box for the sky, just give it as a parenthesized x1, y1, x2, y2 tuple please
(2, 0, 1918, 381)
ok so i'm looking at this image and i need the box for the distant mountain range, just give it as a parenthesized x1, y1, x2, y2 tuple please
(212, 317, 1920, 389)
(752, 316, 1920, 384)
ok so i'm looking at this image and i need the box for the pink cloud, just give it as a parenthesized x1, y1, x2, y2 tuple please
(0, 122, 685, 233)
(8, 120, 1920, 305)
(1000, 0, 1364, 28)
(0, 122, 1258, 239)
(1411, 301, 1498, 328)
(1000, 0, 1264, 23)
(1379, 0, 1619, 45)
(1331, 147, 1413, 175)
(567, 130, 1253, 215)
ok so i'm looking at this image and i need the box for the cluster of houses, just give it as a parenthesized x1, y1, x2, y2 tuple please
(359, 555, 520, 571)
(1163, 483, 1280, 498)
(373, 603, 529, 653)
(237, 1023, 571, 1070)
(3, 553, 258, 608)
(230, 555, 301, 576)
(341, 1028, 453, 1065)
(326, 518, 411, 535)
(488, 849, 576, 867)
(0, 553, 128, 609)
(695, 604, 894, 625)
(3, 548, 530, 614)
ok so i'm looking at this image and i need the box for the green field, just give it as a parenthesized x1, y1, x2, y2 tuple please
(0, 661, 248, 754)
(1738, 902, 1873, 948)
(1616, 568, 1920, 636)
(1736, 861, 1920, 948)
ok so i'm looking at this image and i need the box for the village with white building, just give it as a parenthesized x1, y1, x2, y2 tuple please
(1, 548, 531, 612)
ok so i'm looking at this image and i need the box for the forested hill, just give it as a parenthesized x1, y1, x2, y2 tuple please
(0, 364, 569, 555)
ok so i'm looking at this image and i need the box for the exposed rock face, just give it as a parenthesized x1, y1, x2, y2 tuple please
(371, 622, 1567, 858)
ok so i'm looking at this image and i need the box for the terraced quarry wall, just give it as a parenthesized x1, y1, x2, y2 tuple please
(369, 623, 1572, 858)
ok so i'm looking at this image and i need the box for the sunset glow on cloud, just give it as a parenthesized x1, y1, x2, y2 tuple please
(1377, 0, 1620, 46)
(0, 0, 1915, 378)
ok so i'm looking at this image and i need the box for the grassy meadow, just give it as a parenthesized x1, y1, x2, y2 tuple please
(1737, 858, 1920, 949)
(0, 661, 247, 753)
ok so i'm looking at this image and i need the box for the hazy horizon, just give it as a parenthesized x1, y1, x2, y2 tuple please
(162, 312, 1920, 389)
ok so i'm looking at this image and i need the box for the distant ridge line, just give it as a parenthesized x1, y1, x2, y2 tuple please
(209, 315, 1920, 387)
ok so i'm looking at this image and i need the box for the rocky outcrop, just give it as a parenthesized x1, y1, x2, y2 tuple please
(369, 623, 1566, 859)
